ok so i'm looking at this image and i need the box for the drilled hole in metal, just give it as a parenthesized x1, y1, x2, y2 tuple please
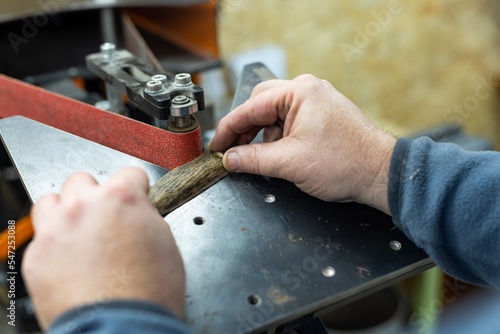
(247, 295, 261, 305)
(193, 217, 205, 225)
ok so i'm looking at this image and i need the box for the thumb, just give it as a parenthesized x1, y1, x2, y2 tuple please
(222, 141, 294, 179)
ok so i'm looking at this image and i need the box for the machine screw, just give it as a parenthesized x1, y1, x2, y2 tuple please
(151, 74, 167, 83)
(145, 80, 164, 93)
(100, 42, 116, 62)
(389, 240, 402, 251)
(174, 73, 192, 85)
(172, 95, 189, 104)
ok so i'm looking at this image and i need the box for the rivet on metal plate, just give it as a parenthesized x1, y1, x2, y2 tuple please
(322, 266, 336, 278)
(263, 194, 276, 203)
(390, 240, 402, 251)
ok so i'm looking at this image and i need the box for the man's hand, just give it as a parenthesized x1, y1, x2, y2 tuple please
(211, 75, 396, 214)
(22, 168, 185, 329)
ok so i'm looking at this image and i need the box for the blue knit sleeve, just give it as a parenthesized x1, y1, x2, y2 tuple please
(388, 137, 500, 288)
(48, 300, 192, 334)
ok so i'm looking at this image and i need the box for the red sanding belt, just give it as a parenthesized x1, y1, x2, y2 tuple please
(0, 74, 202, 170)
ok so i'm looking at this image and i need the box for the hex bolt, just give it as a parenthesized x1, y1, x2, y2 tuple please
(151, 74, 167, 83)
(100, 42, 116, 62)
(145, 80, 164, 93)
(172, 95, 189, 104)
(174, 73, 192, 85)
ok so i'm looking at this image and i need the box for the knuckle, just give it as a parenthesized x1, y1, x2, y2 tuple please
(63, 196, 86, 221)
(295, 74, 323, 92)
(321, 79, 334, 88)
(21, 251, 35, 277)
(239, 144, 264, 175)
(295, 73, 320, 83)
(217, 115, 227, 128)
(247, 144, 278, 177)
(246, 144, 261, 174)
(252, 79, 276, 96)
(105, 179, 136, 203)
(132, 168, 149, 187)
(254, 145, 266, 175)
(251, 83, 266, 98)
(253, 81, 267, 93)
(33, 193, 55, 212)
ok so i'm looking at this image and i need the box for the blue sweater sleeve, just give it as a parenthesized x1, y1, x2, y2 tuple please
(48, 300, 192, 334)
(388, 137, 500, 288)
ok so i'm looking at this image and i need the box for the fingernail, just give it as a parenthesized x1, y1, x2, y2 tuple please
(224, 151, 240, 171)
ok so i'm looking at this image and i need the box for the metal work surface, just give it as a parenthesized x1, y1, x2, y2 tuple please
(169, 183, 432, 333)
(0, 116, 166, 202)
(0, 117, 433, 333)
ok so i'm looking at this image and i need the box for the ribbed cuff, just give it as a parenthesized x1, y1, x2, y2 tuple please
(387, 138, 411, 226)
(49, 299, 180, 332)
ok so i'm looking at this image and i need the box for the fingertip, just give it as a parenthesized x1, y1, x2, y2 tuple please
(31, 193, 59, 231)
(222, 150, 240, 172)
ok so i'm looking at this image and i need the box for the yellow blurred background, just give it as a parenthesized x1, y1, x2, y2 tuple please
(217, 0, 500, 148)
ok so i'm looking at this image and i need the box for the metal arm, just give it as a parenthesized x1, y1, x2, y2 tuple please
(86, 43, 205, 131)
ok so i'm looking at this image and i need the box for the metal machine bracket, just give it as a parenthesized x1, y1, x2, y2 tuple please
(86, 43, 205, 131)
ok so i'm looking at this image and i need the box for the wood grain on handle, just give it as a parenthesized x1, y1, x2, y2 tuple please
(149, 150, 228, 215)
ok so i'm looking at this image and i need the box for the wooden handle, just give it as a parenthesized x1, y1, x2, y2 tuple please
(149, 150, 228, 215)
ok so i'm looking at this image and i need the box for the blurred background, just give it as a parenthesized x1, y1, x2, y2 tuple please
(218, 0, 500, 148)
